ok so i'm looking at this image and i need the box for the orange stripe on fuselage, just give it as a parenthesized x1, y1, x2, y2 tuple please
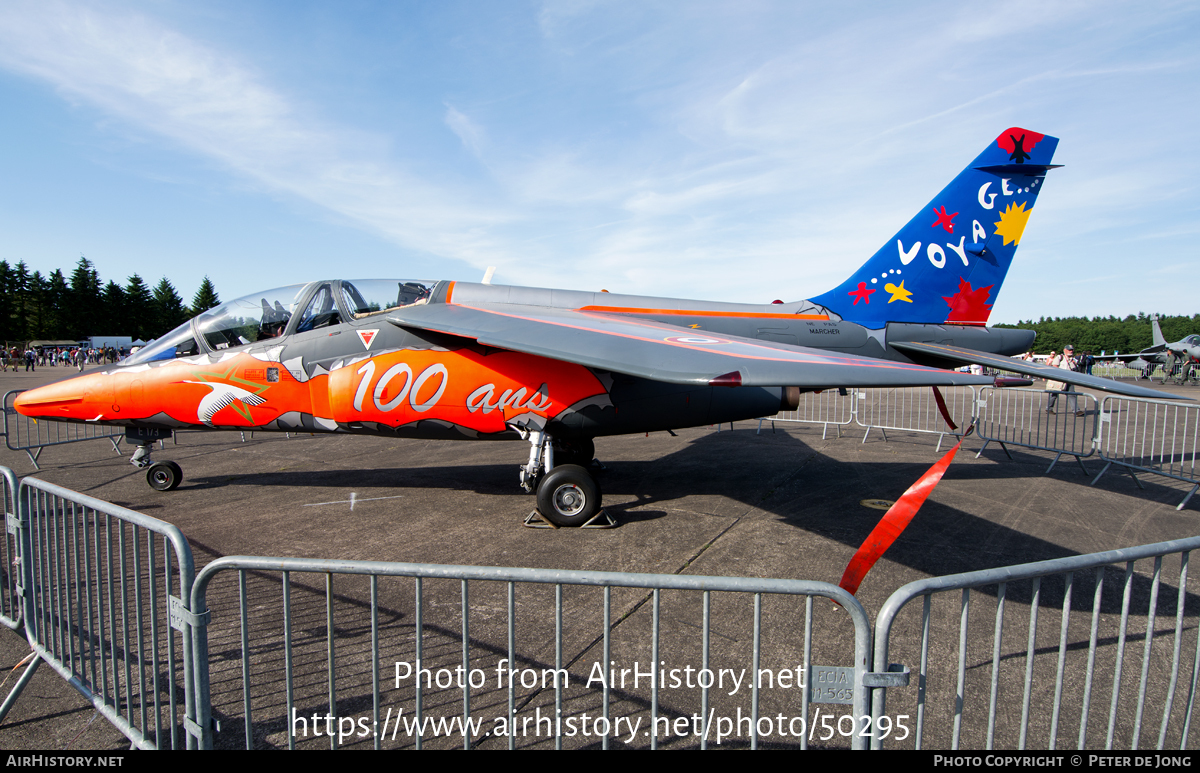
(578, 306, 829, 320)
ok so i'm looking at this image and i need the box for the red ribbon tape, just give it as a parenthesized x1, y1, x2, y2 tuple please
(838, 429, 970, 596)
(931, 385, 957, 431)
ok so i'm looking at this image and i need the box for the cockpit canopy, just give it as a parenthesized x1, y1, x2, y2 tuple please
(124, 279, 438, 366)
(342, 279, 433, 316)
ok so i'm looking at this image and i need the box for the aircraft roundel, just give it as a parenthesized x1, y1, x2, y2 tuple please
(357, 329, 380, 350)
(664, 335, 727, 345)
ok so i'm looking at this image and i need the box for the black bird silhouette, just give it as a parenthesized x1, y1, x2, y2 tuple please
(1008, 132, 1030, 163)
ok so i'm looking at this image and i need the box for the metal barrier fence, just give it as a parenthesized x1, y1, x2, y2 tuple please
(1094, 362, 1199, 386)
(0, 467, 20, 631)
(872, 536, 1200, 750)
(761, 387, 977, 449)
(973, 387, 1098, 474)
(189, 557, 873, 750)
(854, 386, 977, 451)
(1095, 364, 1153, 381)
(759, 389, 857, 439)
(0, 474, 201, 749)
(2, 390, 125, 470)
(761, 385, 1199, 513)
(1092, 396, 1200, 510)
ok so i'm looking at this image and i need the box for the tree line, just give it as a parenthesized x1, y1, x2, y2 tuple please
(0, 257, 221, 344)
(994, 313, 1200, 354)
(4, 259, 1193, 354)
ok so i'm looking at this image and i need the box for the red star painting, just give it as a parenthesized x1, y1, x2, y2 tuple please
(848, 282, 875, 305)
(931, 205, 957, 233)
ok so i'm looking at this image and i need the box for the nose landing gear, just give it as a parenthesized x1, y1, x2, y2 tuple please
(515, 429, 613, 528)
(127, 429, 184, 492)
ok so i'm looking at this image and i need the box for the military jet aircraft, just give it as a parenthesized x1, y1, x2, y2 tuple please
(14, 128, 1180, 526)
(1096, 315, 1200, 383)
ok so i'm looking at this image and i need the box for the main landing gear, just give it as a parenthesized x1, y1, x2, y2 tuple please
(130, 443, 184, 491)
(517, 430, 613, 528)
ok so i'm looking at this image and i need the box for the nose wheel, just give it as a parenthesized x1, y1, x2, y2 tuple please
(147, 461, 183, 491)
(536, 464, 602, 527)
(515, 429, 613, 528)
(130, 440, 184, 491)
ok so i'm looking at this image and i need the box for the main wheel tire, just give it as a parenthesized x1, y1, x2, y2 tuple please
(536, 464, 601, 527)
(553, 437, 595, 467)
(147, 461, 183, 491)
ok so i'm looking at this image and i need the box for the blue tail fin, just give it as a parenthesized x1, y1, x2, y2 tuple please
(809, 128, 1059, 328)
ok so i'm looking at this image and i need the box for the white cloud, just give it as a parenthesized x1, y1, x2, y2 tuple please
(0, 0, 510, 258)
(444, 104, 486, 158)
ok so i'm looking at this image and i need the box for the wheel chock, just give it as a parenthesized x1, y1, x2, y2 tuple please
(523, 509, 617, 529)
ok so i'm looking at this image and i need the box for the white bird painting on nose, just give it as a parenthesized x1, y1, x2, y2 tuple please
(182, 381, 267, 426)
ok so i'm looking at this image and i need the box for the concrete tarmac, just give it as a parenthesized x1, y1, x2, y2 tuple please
(0, 363, 1196, 749)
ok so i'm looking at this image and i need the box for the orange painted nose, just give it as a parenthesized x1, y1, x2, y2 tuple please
(13, 372, 112, 421)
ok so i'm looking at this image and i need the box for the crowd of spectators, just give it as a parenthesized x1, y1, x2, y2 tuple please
(1, 345, 126, 372)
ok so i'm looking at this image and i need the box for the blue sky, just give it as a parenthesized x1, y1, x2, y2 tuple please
(0, 1, 1196, 324)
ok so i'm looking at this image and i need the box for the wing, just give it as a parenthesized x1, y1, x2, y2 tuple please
(889, 342, 1189, 401)
(387, 302, 993, 390)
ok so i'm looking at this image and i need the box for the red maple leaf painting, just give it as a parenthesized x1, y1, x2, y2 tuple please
(943, 278, 993, 323)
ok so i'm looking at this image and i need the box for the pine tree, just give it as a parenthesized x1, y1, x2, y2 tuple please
(125, 274, 153, 341)
(190, 277, 220, 316)
(101, 281, 127, 336)
(0, 261, 14, 341)
(66, 257, 101, 340)
(43, 270, 68, 340)
(13, 262, 31, 341)
(152, 278, 189, 337)
(26, 271, 48, 339)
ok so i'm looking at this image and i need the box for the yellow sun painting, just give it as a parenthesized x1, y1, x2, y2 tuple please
(993, 201, 1031, 246)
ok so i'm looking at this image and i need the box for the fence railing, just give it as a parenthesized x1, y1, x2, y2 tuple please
(1092, 396, 1200, 510)
(766, 386, 1199, 498)
(0, 476, 200, 749)
(855, 386, 976, 451)
(759, 388, 857, 439)
(973, 387, 1099, 474)
(0, 466, 21, 631)
(189, 556, 873, 749)
(873, 536, 1200, 750)
(1094, 364, 1156, 381)
(762, 387, 977, 450)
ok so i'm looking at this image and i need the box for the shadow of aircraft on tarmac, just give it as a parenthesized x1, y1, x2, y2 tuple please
(168, 426, 1199, 616)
